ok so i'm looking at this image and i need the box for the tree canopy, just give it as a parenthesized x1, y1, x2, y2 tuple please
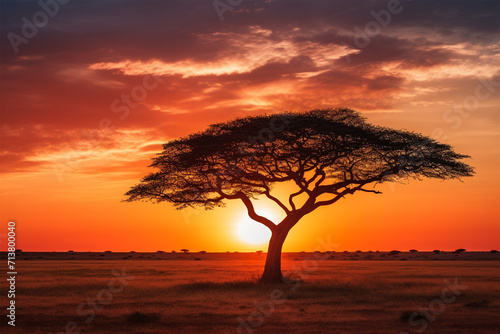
(126, 108, 473, 227)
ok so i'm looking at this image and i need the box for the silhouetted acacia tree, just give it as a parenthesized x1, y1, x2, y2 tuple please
(125, 108, 474, 284)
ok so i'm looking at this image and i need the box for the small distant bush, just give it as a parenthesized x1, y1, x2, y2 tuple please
(126, 312, 160, 324)
(194, 258, 201, 261)
(409, 249, 418, 253)
(256, 250, 263, 254)
(105, 250, 112, 253)
(433, 250, 441, 254)
(130, 251, 136, 253)
(171, 250, 176, 253)
(400, 311, 428, 322)
(465, 300, 489, 308)
(157, 250, 165, 253)
(389, 250, 400, 255)
(68, 250, 74, 253)
(454, 248, 466, 254)
(356, 250, 362, 253)
(180, 249, 189, 254)
(490, 250, 498, 254)
(199, 251, 207, 255)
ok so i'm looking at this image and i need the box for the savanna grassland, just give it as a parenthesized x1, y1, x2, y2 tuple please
(0, 252, 499, 334)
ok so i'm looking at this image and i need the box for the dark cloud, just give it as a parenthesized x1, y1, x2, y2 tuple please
(337, 34, 461, 68)
(367, 75, 405, 90)
(0, 0, 498, 175)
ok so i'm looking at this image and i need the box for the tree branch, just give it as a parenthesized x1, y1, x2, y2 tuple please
(262, 183, 290, 214)
(311, 193, 345, 210)
(225, 191, 277, 232)
(357, 188, 382, 195)
(311, 183, 382, 210)
(289, 188, 306, 211)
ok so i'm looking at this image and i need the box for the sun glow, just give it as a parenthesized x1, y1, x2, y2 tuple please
(236, 217, 272, 245)
(235, 206, 282, 245)
(234, 197, 286, 245)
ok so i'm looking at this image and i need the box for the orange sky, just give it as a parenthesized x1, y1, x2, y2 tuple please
(1, 0, 499, 252)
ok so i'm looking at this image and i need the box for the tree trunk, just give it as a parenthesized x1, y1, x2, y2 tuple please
(259, 227, 289, 284)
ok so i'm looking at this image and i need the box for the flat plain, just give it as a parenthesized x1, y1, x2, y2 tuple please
(0, 251, 499, 334)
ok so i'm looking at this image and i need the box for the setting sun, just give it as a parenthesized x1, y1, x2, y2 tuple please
(236, 217, 272, 245)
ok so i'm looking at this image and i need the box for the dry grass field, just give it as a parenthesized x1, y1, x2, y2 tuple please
(0, 252, 499, 334)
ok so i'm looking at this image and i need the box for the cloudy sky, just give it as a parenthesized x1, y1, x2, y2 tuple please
(1, 0, 499, 252)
